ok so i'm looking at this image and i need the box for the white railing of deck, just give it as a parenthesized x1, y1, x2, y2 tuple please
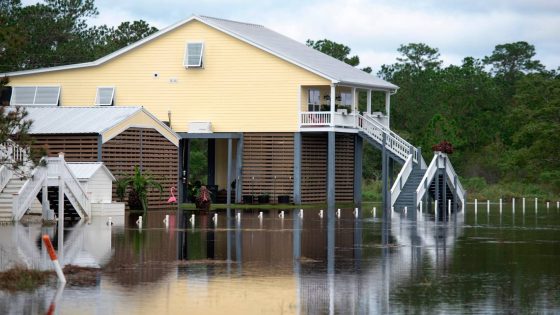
(357, 114, 417, 163)
(47, 157, 91, 219)
(300, 112, 331, 126)
(0, 140, 28, 163)
(12, 164, 47, 221)
(0, 165, 13, 192)
(333, 112, 355, 127)
(390, 154, 414, 206)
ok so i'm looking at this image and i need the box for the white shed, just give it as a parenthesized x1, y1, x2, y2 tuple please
(67, 162, 115, 203)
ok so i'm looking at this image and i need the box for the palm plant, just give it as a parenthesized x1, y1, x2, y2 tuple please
(116, 166, 163, 211)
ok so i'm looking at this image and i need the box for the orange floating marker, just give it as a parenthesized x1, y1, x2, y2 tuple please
(42, 235, 66, 283)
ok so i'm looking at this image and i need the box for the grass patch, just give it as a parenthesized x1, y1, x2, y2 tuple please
(463, 178, 560, 201)
(0, 266, 52, 291)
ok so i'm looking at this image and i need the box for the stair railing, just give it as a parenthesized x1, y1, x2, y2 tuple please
(415, 153, 441, 208)
(0, 139, 29, 164)
(0, 165, 13, 192)
(443, 155, 466, 209)
(357, 114, 417, 163)
(46, 155, 91, 218)
(12, 162, 47, 221)
(390, 154, 414, 207)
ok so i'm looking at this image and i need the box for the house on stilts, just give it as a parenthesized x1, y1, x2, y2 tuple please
(1, 15, 465, 218)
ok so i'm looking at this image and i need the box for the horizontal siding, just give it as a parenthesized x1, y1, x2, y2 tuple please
(87, 171, 113, 203)
(9, 20, 330, 132)
(32, 134, 98, 162)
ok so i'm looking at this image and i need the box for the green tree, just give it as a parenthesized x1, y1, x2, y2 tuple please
(306, 39, 360, 66)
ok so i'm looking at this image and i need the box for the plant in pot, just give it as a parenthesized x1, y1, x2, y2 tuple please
(195, 186, 212, 211)
(116, 166, 163, 211)
(258, 193, 270, 204)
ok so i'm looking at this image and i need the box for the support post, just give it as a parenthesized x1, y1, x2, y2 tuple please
(41, 179, 49, 219)
(235, 136, 243, 203)
(178, 139, 189, 204)
(388, 158, 394, 188)
(366, 89, 372, 115)
(327, 131, 336, 207)
(354, 135, 363, 204)
(293, 132, 302, 204)
(207, 139, 215, 186)
(330, 85, 336, 127)
(57, 175, 64, 263)
(453, 174, 458, 214)
(385, 91, 391, 128)
(382, 133, 390, 212)
(226, 138, 232, 205)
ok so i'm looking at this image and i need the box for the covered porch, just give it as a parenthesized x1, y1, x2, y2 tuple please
(299, 84, 393, 130)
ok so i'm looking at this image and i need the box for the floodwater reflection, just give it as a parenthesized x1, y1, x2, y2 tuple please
(1, 204, 560, 314)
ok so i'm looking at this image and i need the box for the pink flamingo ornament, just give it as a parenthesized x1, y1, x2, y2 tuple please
(167, 186, 177, 203)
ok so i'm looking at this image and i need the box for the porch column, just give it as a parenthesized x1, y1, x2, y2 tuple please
(385, 91, 391, 128)
(178, 139, 189, 204)
(382, 133, 390, 214)
(352, 87, 357, 126)
(367, 89, 372, 115)
(353, 135, 363, 204)
(330, 85, 336, 127)
(293, 132, 302, 204)
(227, 138, 233, 205)
(207, 139, 215, 186)
(235, 135, 243, 203)
(327, 131, 336, 206)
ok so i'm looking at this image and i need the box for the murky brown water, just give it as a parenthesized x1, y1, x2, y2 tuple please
(1, 202, 560, 314)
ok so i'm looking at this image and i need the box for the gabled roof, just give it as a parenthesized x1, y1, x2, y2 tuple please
(21, 106, 142, 134)
(67, 162, 116, 181)
(2, 15, 397, 90)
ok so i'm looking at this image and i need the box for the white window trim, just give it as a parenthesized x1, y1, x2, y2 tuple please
(184, 42, 204, 68)
(95, 86, 115, 106)
(10, 85, 60, 106)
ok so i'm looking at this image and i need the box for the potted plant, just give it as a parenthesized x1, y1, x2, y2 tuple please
(116, 166, 163, 211)
(258, 193, 270, 204)
(195, 186, 212, 211)
(432, 140, 454, 154)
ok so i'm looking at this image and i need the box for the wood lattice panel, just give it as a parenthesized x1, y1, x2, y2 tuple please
(33, 134, 98, 161)
(301, 134, 327, 203)
(102, 128, 178, 210)
(242, 133, 294, 201)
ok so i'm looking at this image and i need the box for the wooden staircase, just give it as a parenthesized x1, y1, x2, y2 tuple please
(0, 179, 26, 222)
(393, 168, 426, 212)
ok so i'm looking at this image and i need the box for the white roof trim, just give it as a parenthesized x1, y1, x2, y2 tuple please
(2, 15, 396, 90)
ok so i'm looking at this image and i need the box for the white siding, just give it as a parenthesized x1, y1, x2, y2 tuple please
(87, 170, 113, 203)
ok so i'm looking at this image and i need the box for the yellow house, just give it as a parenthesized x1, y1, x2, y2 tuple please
(2, 15, 465, 210)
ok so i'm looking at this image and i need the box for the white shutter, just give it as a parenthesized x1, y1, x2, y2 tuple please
(95, 87, 115, 106)
(11, 86, 60, 105)
(184, 42, 204, 68)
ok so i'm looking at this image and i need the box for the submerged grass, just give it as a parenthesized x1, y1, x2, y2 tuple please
(0, 266, 52, 291)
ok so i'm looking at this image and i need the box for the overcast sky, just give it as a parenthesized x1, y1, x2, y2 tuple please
(24, 0, 560, 72)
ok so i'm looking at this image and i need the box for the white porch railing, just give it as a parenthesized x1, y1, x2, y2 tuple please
(300, 112, 331, 126)
(0, 140, 29, 163)
(333, 112, 355, 127)
(12, 164, 47, 221)
(390, 154, 414, 207)
(47, 156, 91, 219)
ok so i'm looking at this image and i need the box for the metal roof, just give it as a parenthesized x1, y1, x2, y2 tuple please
(3, 15, 397, 90)
(67, 162, 116, 181)
(20, 106, 142, 135)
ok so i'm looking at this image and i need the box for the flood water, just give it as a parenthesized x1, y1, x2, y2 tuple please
(1, 202, 560, 314)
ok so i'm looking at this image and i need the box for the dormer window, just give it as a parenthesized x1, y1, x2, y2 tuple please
(95, 87, 115, 106)
(184, 42, 204, 68)
(10, 86, 60, 106)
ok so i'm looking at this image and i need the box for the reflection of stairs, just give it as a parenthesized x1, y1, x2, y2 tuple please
(0, 179, 26, 222)
(393, 168, 425, 211)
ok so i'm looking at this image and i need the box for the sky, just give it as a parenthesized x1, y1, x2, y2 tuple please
(23, 0, 560, 73)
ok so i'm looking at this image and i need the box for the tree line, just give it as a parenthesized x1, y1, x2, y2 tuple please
(1, 1, 558, 196)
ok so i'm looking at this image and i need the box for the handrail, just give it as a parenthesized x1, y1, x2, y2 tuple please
(47, 157, 91, 218)
(12, 163, 47, 221)
(357, 114, 417, 162)
(390, 154, 414, 206)
(0, 165, 13, 192)
(415, 153, 440, 208)
(0, 140, 29, 163)
(443, 155, 466, 209)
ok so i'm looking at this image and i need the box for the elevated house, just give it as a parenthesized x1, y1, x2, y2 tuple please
(1, 15, 464, 213)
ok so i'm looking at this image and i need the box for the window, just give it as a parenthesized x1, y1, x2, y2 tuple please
(340, 92, 353, 106)
(184, 42, 204, 68)
(95, 87, 115, 106)
(11, 86, 60, 106)
(308, 89, 321, 111)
